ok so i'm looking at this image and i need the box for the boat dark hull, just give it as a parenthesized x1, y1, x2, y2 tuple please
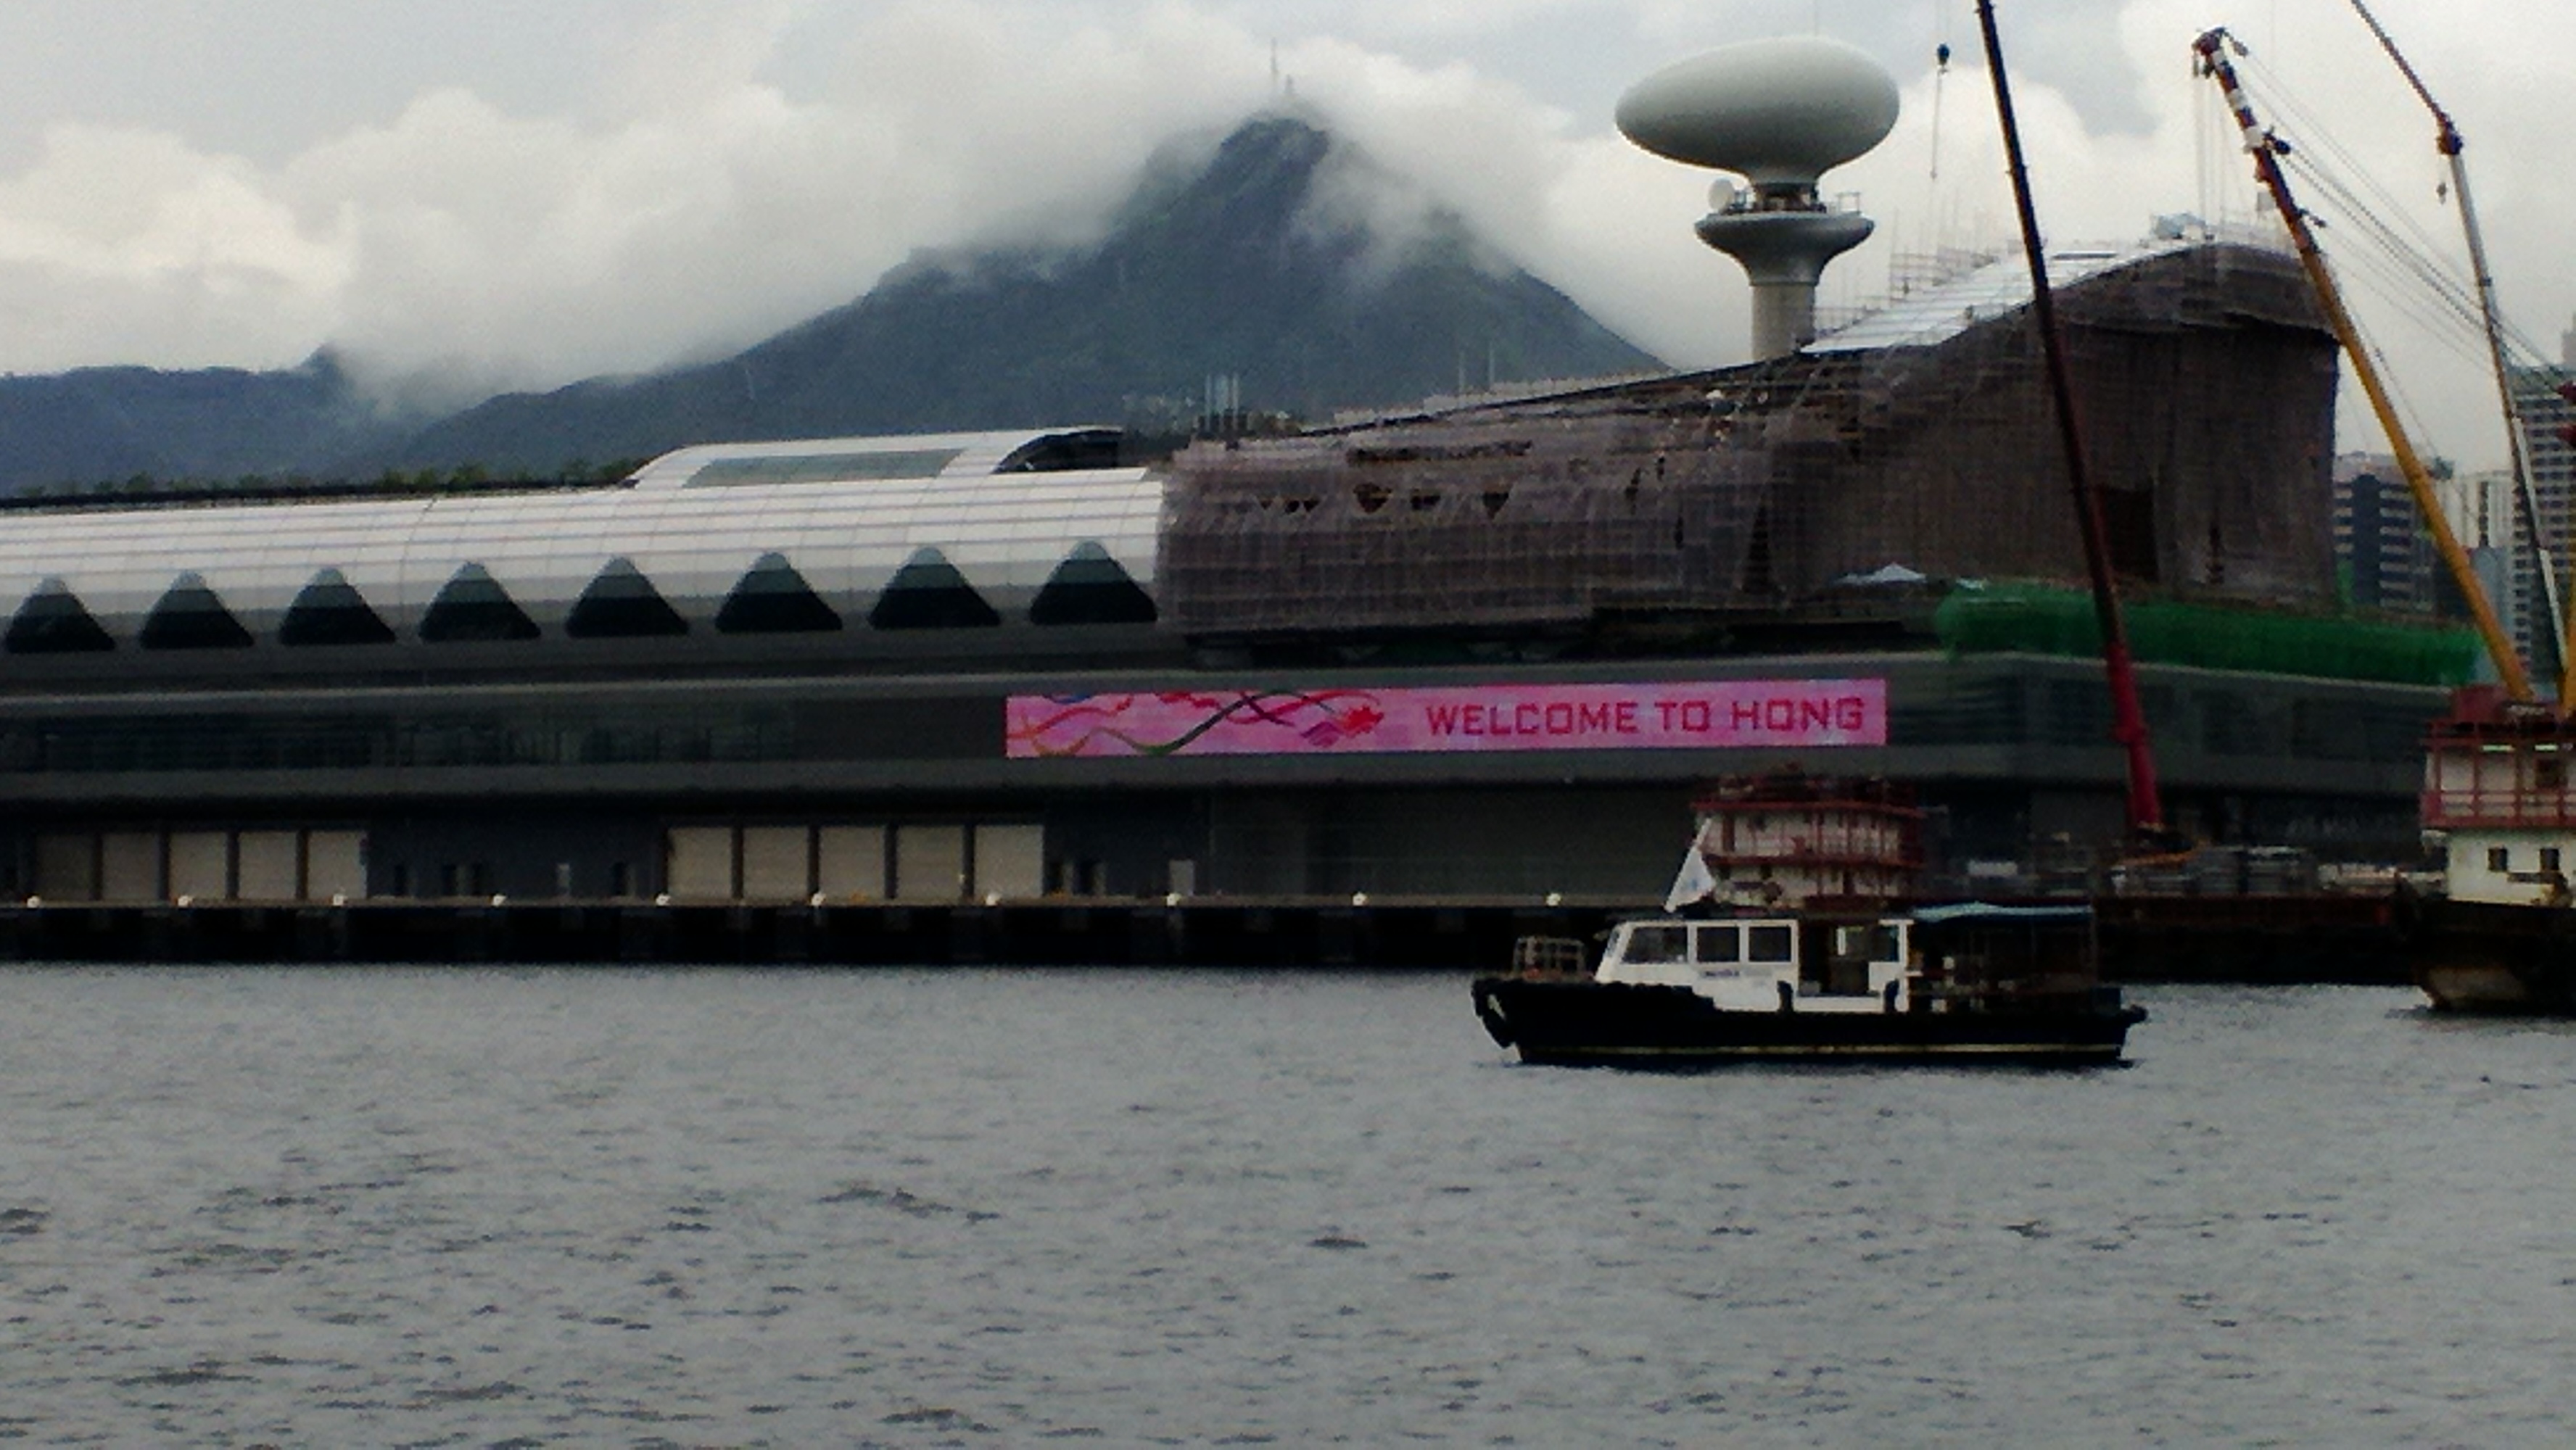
(2401, 895, 2576, 1014)
(1471, 977, 2146, 1066)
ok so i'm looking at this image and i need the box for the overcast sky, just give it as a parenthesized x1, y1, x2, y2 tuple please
(0, 0, 2564, 467)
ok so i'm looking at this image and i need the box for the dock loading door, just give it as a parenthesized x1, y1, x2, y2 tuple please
(659, 821, 1028, 901)
(973, 824, 1045, 900)
(740, 826, 810, 900)
(168, 832, 229, 900)
(817, 826, 886, 900)
(236, 831, 301, 902)
(99, 833, 160, 901)
(32, 835, 95, 900)
(28, 827, 368, 903)
(306, 832, 366, 900)
(893, 825, 967, 901)
(666, 826, 735, 900)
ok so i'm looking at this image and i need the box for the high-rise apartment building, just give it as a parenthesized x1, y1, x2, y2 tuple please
(2498, 319, 2576, 682)
(2332, 452, 2439, 614)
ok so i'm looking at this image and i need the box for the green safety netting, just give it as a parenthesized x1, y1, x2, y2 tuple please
(1932, 582, 2480, 687)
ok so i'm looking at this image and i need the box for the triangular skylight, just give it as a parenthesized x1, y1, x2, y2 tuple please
(278, 568, 396, 646)
(566, 557, 688, 638)
(139, 572, 252, 650)
(868, 547, 999, 630)
(418, 563, 540, 642)
(1029, 542, 1157, 626)
(4, 579, 114, 654)
(716, 552, 842, 634)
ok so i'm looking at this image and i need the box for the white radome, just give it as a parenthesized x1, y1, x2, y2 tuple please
(1615, 36, 1900, 188)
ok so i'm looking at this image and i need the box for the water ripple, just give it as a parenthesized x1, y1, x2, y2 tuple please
(0, 969, 2566, 1443)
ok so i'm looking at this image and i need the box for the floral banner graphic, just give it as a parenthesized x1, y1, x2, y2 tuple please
(1005, 680, 1887, 758)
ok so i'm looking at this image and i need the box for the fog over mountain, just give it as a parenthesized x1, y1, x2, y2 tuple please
(379, 114, 1661, 476)
(0, 114, 1661, 492)
(0, 1, 2561, 473)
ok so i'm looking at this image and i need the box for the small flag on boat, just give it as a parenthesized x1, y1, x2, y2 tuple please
(1664, 848, 1717, 913)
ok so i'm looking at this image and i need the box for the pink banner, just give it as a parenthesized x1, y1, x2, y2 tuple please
(1006, 680, 1886, 758)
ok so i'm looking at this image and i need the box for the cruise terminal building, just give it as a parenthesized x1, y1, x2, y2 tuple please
(0, 239, 2469, 913)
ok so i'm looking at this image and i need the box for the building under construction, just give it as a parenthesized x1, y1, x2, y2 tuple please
(1164, 237, 2340, 643)
(0, 236, 2474, 912)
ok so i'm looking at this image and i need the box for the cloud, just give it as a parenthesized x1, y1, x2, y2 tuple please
(0, 0, 2560, 471)
(0, 1, 1290, 393)
(0, 124, 350, 371)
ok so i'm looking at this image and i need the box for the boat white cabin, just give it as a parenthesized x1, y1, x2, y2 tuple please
(1593, 915, 1913, 1012)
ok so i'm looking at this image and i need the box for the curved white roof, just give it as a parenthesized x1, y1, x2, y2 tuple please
(0, 428, 1164, 644)
(1806, 237, 2203, 355)
(627, 428, 1106, 490)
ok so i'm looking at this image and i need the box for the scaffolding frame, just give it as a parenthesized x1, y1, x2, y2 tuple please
(1163, 243, 2342, 640)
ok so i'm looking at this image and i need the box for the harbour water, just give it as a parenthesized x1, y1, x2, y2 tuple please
(2, 966, 2572, 1446)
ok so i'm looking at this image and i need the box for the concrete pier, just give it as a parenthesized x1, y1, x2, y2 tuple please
(0, 898, 1643, 971)
(0, 892, 2411, 984)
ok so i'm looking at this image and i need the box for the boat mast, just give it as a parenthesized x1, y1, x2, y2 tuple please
(2345, 0, 2564, 706)
(2192, 28, 2536, 703)
(1975, 1, 2166, 839)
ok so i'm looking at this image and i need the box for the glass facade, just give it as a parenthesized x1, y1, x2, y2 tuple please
(0, 431, 1161, 645)
(684, 450, 965, 487)
(0, 695, 997, 775)
(0, 661, 2435, 779)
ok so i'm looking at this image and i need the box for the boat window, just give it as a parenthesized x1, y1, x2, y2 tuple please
(2489, 846, 2511, 872)
(2546, 848, 2564, 874)
(1835, 923, 1902, 962)
(1693, 924, 1740, 964)
(1625, 925, 1688, 963)
(1746, 924, 1793, 964)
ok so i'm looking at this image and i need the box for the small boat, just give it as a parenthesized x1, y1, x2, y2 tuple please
(1471, 900, 2146, 1066)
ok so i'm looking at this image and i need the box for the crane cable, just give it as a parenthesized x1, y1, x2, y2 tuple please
(2216, 32, 2576, 699)
(2237, 49, 2559, 368)
(2222, 50, 2561, 468)
(2193, 25, 2533, 698)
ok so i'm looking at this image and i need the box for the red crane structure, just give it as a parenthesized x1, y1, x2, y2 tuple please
(1975, 1, 2168, 842)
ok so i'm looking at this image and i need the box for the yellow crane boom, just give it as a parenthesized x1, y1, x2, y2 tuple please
(2192, 28, 2535, 703)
